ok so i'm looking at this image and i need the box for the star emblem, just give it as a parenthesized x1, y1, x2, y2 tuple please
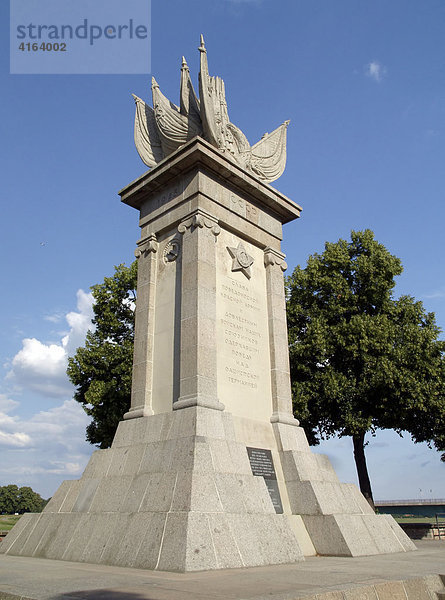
(227, 242, 254, 279)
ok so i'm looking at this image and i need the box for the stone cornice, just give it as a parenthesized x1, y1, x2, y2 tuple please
(119, 137, 302, 225)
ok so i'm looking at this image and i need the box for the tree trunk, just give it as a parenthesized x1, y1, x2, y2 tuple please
(352, 432, 375, 511)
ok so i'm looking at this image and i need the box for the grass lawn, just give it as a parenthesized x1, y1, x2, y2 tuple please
(393, 516, 441, 524)
(0, 515, 21, 531)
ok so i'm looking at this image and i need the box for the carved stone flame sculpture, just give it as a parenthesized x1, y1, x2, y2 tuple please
(133, 35, 290, 184)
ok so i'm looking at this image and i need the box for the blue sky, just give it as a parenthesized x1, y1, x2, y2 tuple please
(1, 0, 444, 500)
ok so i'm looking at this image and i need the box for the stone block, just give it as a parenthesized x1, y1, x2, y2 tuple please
(170, 407, 197, 439)
(121, 472, 151, 513)
(379, 514, 417, 551)
(113, 512, 154, 568)
(0, 512, 36, 554)
(124, 443, 146, 475)
(207, 513, 244, 569)
(403, 577, 432, 600)
(189, 436, 215, 473)
(172, 471, 222, 512)
(133, 512, 167, 569)
(183, 512, 219, 571)
(273, 423, 310, 452)
(303, 514, 352, 556)
(423, 574, 444, 596)
(286, 480, 321, 515)
(221, 412, 236, 440)
(98, 513, 131, 566)
(224, 513, 265, 567)
(344, 484, 374, 515)
(42, 480, 72, 512)
(258, 514, 304, 564)
(361, 514, 405, 554)
(226, 440, 253, 475)
(331, 514, 380, 556)
(147, 412, 170, 442)
(243, 475, 275, 514)
(78, 513, 115, 562)
(81, 449, 113, 479)
(71, 478, 100, 513)
(195, 406, 226, 439)
(89, 476, 133, 513)
(314, 454, 340, 483)
(139, 472, 177, 512)
(206, 438, 233, 472)
(59, 479, 81, 513)
(138, 440, 165, 474)
(18, 513, 48, 557)
(287, 480, 364, 516)
(343, 586, 378, 599)
(281, 450, 321, 482)
(156, 512, 188, 571)
(107, 446, 132, 477)
(61, 513, 96, 562)
(41, 513, 83, 560)
(31, 513, 63, 558)
(213, 473, 247, 513)
(373, 580, 408, 600)
(286, 514, 316, 556)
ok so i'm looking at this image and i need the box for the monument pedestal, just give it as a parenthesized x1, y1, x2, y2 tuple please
(1, 137, 415, 570)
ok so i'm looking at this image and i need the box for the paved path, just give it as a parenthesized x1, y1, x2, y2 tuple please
(0, 541, 444, 600)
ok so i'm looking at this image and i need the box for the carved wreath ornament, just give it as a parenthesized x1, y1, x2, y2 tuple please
(163, 239, 180, 263)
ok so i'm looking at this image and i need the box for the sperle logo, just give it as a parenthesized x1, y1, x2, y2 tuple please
(16, 18, 148, 46)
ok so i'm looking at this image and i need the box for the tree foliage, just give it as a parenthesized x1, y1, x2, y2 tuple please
(286, 230, 445, 506)
(0, 485, 46, 514)
(67, 262, 137, 449)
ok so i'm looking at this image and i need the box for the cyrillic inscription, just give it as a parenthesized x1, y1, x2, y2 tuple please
(219, 276, 262, 389)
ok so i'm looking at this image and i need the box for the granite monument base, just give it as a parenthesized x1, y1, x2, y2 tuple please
(1, 405, 415, 570)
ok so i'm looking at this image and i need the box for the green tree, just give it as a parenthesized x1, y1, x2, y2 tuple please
(17, 486, 45, 513)
(0, 485, 45, 514)
(286, 230, 445, 509)
(67, 262, 137, 448)
(0, 485, 19, 514)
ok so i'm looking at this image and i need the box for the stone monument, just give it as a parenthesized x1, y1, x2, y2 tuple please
(1, 37, 415, 571)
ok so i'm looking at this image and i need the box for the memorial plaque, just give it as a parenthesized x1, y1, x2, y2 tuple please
(247, 447, 283, 514)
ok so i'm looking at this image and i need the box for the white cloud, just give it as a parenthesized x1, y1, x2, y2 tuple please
(365, 61, 386, 83)
(0, 431, 32, 448)
(0, 398, 93, 496)
(6, 290, 94, 398)
(44, 313, 64, 324)
(423, 289, 445, 299)
(0, 290, 97, 497)
(0, 393, 19, 413)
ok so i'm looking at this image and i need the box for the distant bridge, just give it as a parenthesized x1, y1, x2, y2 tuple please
(375, 499, 445, 506)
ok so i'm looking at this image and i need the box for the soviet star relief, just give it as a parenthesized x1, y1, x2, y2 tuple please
(227, 242, 254, 279)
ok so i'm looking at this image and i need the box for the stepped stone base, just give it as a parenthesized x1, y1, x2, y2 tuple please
(0, 407, 304, 571)
(275, 433, 416, 557)
(1, 406, 415, 570)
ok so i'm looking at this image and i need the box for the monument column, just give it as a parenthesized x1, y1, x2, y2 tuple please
(124, 233, 158, 420)
(264, 247, 299, 426)
(174, 209, 225, 411)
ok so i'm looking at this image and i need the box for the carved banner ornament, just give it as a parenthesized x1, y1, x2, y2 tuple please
(132, 36, 290, 184)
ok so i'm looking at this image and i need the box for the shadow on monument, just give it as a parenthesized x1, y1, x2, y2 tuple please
(47, 591, 160, 600)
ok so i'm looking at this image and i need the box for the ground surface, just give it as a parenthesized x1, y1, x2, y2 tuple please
(0, 540, 443, 600)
